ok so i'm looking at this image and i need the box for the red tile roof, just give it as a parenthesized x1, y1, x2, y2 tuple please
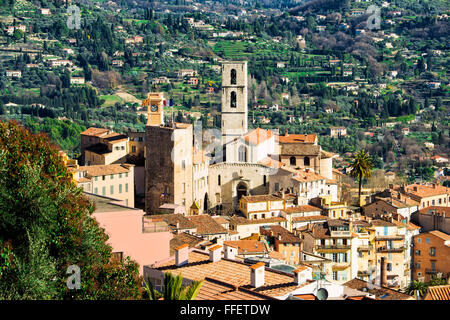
(195, 278, 274, 300)
(81, 127, 110, 137)
(223, 240, 267, 255)
(151, 250, 311, 298)
(188, 214, 229, 235)
(243, 128, 274, 145)
(283, 205, 322, 214)
(278, 133, 317, 144)
(402, 184, 449, 199)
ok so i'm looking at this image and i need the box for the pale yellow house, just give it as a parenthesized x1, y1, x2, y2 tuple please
(239, 195, 285, 220)
(70, 164, 135, 207)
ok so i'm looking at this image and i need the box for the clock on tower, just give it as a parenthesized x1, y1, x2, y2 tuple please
(143, 92, 164, 126)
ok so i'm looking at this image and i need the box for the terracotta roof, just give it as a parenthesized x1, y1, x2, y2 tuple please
(195, 278, 274, 300)
(292, 215, 328, 222)
(170, 233, 206, 256)
(241, 195, 282, 203)
(229, 216, 287, 226)
(268, 251, 285, 260)
(249, 262, 266, 269)
(370, 219, 397, 227)
(223, 240, 267, 254)
(261, 225, 301, 243)
(306, 223, 332, 239)
(209, 245, 222, 251)
(175, 243, 189, 250)
(424, 285, 450, 300)
(103, 133, 129, 144)
(291, 170, 326, 183)
(427, 230, 450, 241)
(76, 164, 132, 177)
(278, 133, 317, 144)
(258, 156, 284, 169)
(81, 127, 110, 137)
(151, 250, 310, 297)
(212, 216, 229, 225)
(293, 266, 309, 273)
(243, 128, 274, 145)
(344, 278, 413, 300)
(418, 206, 450, 216)
(283, 205, 322, 214)
(188, 214, 229, 235)
(148, 214, 197, 231)
(402, 184, 449, 199)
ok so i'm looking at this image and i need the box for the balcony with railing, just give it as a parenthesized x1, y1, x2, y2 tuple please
(377, 246, 406, 253)
(330, 230, 351, 237)
(357, 245, 373, 252)
(316, 244, 351, 251)
(332, 261, 351, 269)
(375, 235, 404, 241)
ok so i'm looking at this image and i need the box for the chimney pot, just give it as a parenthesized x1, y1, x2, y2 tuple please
(250, 262, 265, 288)
(224, 244, 237, 260)
(380, 257, 387, 287)
(175, 244, 189, 266)
(208, 245, 222, 262)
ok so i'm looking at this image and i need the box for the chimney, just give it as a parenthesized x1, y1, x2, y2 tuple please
(224, 243, 238, 260)
(175, 243, 189, 267)
(208, 245, 222, 262)
(380, 257, 387, 287)
(285, 129, 289, 136)
(278, 234, 282, 241)
(293, 267, 307, 285)
(250, 262, 265, 288)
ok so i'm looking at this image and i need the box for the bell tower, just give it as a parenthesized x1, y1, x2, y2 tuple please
(221, 61, 248, 145)
(143, 92, 164, 126)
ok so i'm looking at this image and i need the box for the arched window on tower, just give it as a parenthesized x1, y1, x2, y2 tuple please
(290, 156, 296, 166)
(218, 175, 221, 186)
(238, 145, 247, 162)
(230, 91, 237, 108)
(304, 156, 310, 166)
(231, 69, 237, 85)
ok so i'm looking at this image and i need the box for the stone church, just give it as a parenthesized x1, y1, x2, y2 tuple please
(144, 61, 335, 215)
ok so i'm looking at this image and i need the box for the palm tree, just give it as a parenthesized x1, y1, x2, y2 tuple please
(143, 272, 203, 300)
(405, 280, 427, 299)
(349, 149, 374, 206)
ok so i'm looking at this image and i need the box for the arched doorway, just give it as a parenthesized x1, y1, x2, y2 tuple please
(236, 182, 248, 202)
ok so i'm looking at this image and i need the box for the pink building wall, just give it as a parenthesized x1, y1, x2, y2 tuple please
(93, 209, 173, 275)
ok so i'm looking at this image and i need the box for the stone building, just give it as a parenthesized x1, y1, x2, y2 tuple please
(145, 123, 194, 214)
(221, 61, 248, 150)
(80, 127, 129, 166)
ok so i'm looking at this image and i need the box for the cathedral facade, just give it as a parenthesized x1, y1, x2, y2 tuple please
(145, 61, 336, 215)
